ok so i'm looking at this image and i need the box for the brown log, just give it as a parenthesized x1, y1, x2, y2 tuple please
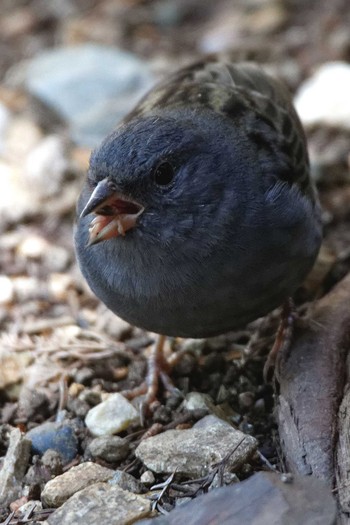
(276, 272, 350, 493)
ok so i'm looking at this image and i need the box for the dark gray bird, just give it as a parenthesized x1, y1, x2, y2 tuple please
(74, 59, 322, 404)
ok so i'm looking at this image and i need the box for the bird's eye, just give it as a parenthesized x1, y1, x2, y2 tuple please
(153, 162, 175, 187)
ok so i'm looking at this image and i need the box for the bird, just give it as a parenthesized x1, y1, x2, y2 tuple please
(74, 59, 322, 412)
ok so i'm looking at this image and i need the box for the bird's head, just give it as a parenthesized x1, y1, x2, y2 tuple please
(77, 108, 255, 253)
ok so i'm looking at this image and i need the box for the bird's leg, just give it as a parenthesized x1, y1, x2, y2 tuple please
(123, 334, 181, 423)
(263, 298, 296, 382)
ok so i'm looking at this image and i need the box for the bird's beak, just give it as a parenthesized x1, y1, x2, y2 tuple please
(80, 178, 144, 246)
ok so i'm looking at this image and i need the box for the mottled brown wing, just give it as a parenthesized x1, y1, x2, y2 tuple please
(125, 60, 313, 199)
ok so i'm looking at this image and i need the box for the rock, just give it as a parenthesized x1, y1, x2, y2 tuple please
(24, 455, 54, 487)
(48, 273, 74, 300)
(85, 393, 140, 436)
(210, 471, 239, 489)
(22, 44, 155, 147)
(0, 427, 32, 507)
(182, 392, 234, 423)
(25, 135, 69, 197)
(17, 500, 43, 521)
(0, 275, 14, 304)
(87, 436, 130, 463)
(182, 392, 214, 412)
(27, 421, 79, 465)
(47, 483, 152, 525)
(199, 9, 246, 54)
(4, 116, 42, 161)
(17, 386, 50, 422)
(41, 462, 115, 508)
(0, 102, 11, 154)
(137, 472, 336, 525)
(135, 415, 257, 477)
(238, 391, 255, 410)
(0, 162, 40, 224)
(41, 450, 64, 476)
(0, 349, 33, 390)
(140, 470, 155, 486)
(295, 62, 350, 130)
(17, 235, 71, 272)
(109, 470, 144, 494)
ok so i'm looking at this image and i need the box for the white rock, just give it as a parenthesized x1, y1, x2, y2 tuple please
(85, 393, 140, 436)
(0, 162, 39, 223)
(48, 273, 74, 300)
(25, 135, 69, 197)
(17, 235, 48, 259)
(0, 102, 11, 154)
(0, 275, 14, 304)
(295, 62, 350, 129)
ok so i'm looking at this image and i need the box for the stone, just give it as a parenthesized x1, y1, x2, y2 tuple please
(0, 275, 14, 304)
(47, 483, 152, 525)
(41, 462, 115, 508)
(295, 61, 350, 130)
(85, 393, 140, 436)
(182, 392, 214, 412)
(25, 135, 69, 197)
(27, 421, 79, 465)
(0, 349, 33, 390)
(135, 415, 257, 477)
(0, 102, 11, 154)
(17, 386, 50, 422)
(109, 470, 144, 494)
(0, 427, 31, 507)
(23, 44, 155, 147)
(87, 436, 130, 463)
(140, 470, 155, 486)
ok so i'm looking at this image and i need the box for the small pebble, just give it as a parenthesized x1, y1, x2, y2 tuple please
(0, 275, 14, 304)
(238, 391, 255, 410)
(140, 470, 155, 486)
(41, 450, 63, 476)
(25, 135, 69, 197)
(109, 470, 144, 493)
(74, 368, 95, 386)
(281, 473, 294, 484)
(239, 420, 255, 435)
(210, 471, 239, 489)
(17, 235, 48, 259)
(183, 392, 214, 412)
(253, 398, 266, 414)
(79, 389, 101, 406)
(87, 436, 130, 463)
(67, 397, 90, 418)
(85, 393, 140, 436)
(295, 61, 350, 130)
(27, 421, 79, 465)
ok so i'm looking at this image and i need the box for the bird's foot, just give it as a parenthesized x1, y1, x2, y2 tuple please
(263, 298, 296, 382)
(123, 335, 182, 424)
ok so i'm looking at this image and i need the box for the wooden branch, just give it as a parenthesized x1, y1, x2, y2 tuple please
(276, 272, 350, 490)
